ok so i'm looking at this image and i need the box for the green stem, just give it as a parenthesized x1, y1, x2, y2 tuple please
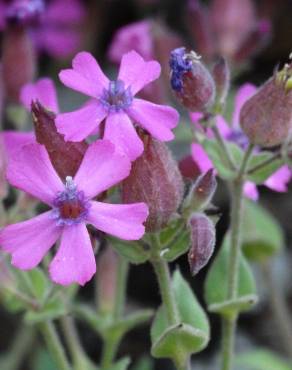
(61, 315, 89, 370)
(150, 234, 179, 325)
(212, 125, 237, 171)
(100, 256, 129, 369)
(221, 144, 254, 370)
(113, 257, 129, 320)
(39, 321, 71, 370)
(221, 317, 237, 370)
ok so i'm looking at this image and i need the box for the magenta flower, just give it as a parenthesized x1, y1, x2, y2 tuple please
(1, 0, 86, 59)
(56, 51, 179, 161)
(0, 141, 148, 285)
(190, 84, 292, 200)
(0, 77, 58, 161)
(108, 20, 153, 64)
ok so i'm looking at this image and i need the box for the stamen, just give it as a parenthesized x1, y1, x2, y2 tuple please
(99, 80, 133, 113)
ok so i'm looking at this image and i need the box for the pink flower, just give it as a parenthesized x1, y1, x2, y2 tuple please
(190, 84, 292, 200)
(56, 50, 179, 161)
(1, 0, 86, 59)
(0, 77, 58, 161)
(0, 140, 148, 285)
(108, 20, 154, 63)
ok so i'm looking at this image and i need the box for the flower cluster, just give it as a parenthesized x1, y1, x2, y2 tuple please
(0, 49, 180, 286)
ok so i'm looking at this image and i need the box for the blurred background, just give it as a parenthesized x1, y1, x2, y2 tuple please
(0, 0, 292, 369)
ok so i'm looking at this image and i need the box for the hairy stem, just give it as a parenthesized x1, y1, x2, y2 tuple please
(212, 125, 237, 171)
(39, 321, 71, 370)
(150, 234, 179, 325)
(221, 144, 254, 370)
(100, 256, 129, 369)
(61, 315, 89, 370)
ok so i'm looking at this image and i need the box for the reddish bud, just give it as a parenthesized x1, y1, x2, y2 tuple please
(179, 155, 201, 180)
(96, 246, 119, 314)
(2, 25, 36, 102)
(240, 62, 292, 147)
(32, 101, 88, 179)
(212, 57, 230, 103)
(170, 48, 216, 111)
(122, 133, 184, 232)
(188, 213, 216, 275)
(184, 169, 217, 212)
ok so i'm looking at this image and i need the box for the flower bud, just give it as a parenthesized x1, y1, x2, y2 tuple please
(169, 47, 215, 111)
(188, 213, 216, 275)
(122, 133, 184, 232)
(184, 169, 217, 212)
(96, 246, 118, 315)
(212, 57, 230, 104)
(32, 101, 88, 179)
(240, 62, 292, 147)
(179, 155, 201, 180)
(2, 24, 36, 102)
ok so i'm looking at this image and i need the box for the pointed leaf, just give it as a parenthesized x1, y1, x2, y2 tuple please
(247, 152, 284, 184)
(108, 237, 150, 264)
(242, 200, 284, 261)
(236, 349, 292, 370)
(204, 234, 257, 317)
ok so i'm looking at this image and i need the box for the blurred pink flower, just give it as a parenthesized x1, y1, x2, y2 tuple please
(56, 51, 179, 161)
(190, 83, 291, 200)
(0, 0, 86, 59)
(186, 0, 271, 64)
(108, 20, 153, 63)
(0, 141, 148, 285)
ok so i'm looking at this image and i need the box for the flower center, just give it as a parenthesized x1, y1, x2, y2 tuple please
(100, 80, 133, 113)
(52, 176, 90, 226)
(6, 0, 45, 25)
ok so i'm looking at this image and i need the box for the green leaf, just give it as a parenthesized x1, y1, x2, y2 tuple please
(111, 357, 131, 370)
(24, 295, 67, 324)
(132, 357, 154, 370)
(159, 218, 185, 246)
(247, 152, 283, 184)
(27, 268, 51, 303)
(108, 237, 150, 264)
(202, 139, 242, 180)
(151, 270, 209, 365)
(204, 234, 257, 317)
(242, 200, 284, 261)
(236, 349, 292, 370)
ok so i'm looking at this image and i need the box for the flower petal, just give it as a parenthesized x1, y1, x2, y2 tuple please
(243, 181, 259, 201)
(118, 51, 161, 95)
(55, 100, 107, 142)
(7, 143, 64, 205)
(191, 143, 215, 173)
(264, 165, 291, 192)
(104, 112, 144, 161)
(87, 201, 148, 240)
(232, 83, 257, 128)
(49, 223, 95, 286)
(45, 0, 86, 25)
(59, 51, 109, 98)
(20, 78, 59, 113)
(0, 211, 61, 270)
(128, 98, 179, 141)
(215, 115, 232, 138)
(2, 131, 35, 160)
(74, 140, 131, 199)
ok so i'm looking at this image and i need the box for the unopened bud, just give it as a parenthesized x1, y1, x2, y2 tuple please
(169, 47, 215, 111)
(122, 133, 184, 232)
(240, 62, 292, 147)
(32, 101, 88, 179)
(184, 169, 217, 212)
(188, 213, 216, 275)
(96, 246, 118, 315)
(179, 155, 201, 180)
(2, 24, 36, 102)
(212, 57, 230, 104)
